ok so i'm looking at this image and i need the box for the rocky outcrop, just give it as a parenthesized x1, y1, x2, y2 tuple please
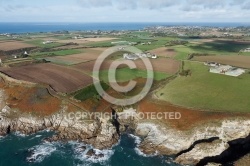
(134, 120, 250, 165)
(0, 106, 119, 150)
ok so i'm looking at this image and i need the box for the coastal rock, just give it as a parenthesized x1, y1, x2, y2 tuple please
(135, 119, 250, 165)
(86, 149, 105, 159)
(175, 140, 229, 165)
(117, 108, 139, 132)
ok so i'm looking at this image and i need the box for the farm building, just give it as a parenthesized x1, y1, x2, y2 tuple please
(244, 48, 250, 52)
(42, 40, 54, 44)
(123, 52, 157, 60)
(209, 65, 245, 77)
(204, 62, 219, 67)
(123, 53, 139, 60)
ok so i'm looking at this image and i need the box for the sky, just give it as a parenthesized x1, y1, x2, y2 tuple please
(0, 0, 250, 22)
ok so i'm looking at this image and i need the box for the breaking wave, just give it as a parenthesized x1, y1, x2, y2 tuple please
(26, 142, 57, 163)
(70, 141, 114, 164)
(129, 134, 158, 157)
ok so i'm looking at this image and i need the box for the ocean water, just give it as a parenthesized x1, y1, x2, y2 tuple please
(0, 22, 250, 34)
(0, 132, 179, 166)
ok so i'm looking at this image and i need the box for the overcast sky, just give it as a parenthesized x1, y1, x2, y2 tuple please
(0, 0, 250, 22)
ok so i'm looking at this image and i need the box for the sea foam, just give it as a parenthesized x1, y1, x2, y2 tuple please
(70, 141, 114, 164)
(26, 142, 57, 163)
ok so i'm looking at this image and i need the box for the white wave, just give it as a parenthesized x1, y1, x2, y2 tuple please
(35, 135, 42, 138)
(129, 134, 158, 157)
(128, 134, 142, 145)
(71, 141, 114, 164)
(26, 142, 56, 163)
(134, 148, 158, 157)
(29, 134, 43, 140)
(14, 131, 26, 137)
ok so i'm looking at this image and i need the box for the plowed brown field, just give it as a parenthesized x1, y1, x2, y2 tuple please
(0, 41, 36, 51)
(0, 63, 93, 93)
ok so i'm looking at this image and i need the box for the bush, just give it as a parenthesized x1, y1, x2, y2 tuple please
(179, 69, 192, 76)
(165, 40, 189, 46)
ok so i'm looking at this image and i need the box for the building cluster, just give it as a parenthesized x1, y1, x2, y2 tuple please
(205, 62, 245, 77)
(123, 52, 157, 60)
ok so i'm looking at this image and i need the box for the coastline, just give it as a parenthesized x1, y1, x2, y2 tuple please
(1, 102, 250, 165)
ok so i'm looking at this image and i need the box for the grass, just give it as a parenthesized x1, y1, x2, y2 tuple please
(165, 40, 250, 60)
(40, 57, 76, 66)
(74, 82, 109, 101)
(135, 37, 176, 51)
(239, 52, 250, 56)
(25, 40, 64, 48)
(97, 67, 171, 83)
(156, 61, 250, 112)
(86, 41, 115, 47)
(31, 49, 82, 58)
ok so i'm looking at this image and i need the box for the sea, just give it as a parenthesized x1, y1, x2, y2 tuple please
(0, 131, 179, 166)
(0, 22, 250, 34)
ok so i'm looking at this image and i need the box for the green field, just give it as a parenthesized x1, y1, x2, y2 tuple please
(74, 82, 109, 101)
(97, 67, 170, 83)
(31, 49, 82, 58)
(135, 37, 176, 51)
(156, 61, 250, 112)
(165, 40, 250, 60)
(86, 40, 117, 47)
(25, 40, 64, 48)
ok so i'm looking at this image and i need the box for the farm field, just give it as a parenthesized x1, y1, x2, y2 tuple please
(43, 48, 105, 65)
(97, 67, 171, 83)
(163, 39, 250, 60)
(0, 63, 93, 93)
(31, 49, 82, 58)
(55, 37, 117, 44)
(156, 61, 250, 112)
(132, 58, 180, 74)
(25, 39, 65, 48)
(73, 59, 127, 72)
(193, 55, 250, 69)
(74, 57, 180, 74)
(149, 47, 177, 58)
(0, 41, 36, 51)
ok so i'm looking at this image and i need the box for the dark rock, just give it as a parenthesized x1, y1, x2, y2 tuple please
(86, 149, 95, 156)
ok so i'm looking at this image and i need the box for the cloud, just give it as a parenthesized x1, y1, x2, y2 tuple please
(242, 2, 250, 9)
(77, 0, 112, 7)
(187, 0, 226, 9)
(230, 0, 247, 6)
(182, 5, 201, 11)
(77, 0, 178, 9)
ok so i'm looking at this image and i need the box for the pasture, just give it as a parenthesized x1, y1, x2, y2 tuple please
(156, 61, 250, 112)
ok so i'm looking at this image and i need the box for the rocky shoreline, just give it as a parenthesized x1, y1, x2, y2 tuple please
(1, 95, 250, 165)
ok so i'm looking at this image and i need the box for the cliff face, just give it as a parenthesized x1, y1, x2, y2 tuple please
(135, 119, 250, 165)
(0, 107, 119, 150)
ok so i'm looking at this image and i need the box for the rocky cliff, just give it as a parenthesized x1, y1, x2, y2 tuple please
(1, 88, 250, 165)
